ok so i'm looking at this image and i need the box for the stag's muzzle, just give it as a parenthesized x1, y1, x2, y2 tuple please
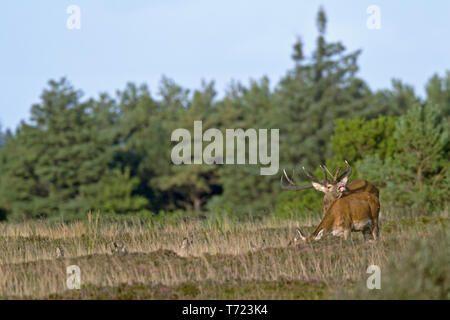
(337, 181, 347, 192)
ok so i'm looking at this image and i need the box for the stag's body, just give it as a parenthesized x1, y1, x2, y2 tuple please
(303, 191, 380, 241)
(345, 180, 379, 198)
(322, 179, 379, 217)
(280, 160, 379, 217)
(281, 160, 381, 242)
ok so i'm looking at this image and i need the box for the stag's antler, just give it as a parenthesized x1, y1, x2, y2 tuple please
(301, 166, 321, 182)
(280, 162, 344, 191)
(336, 160, 352, 182)
(320, 164, 333, 182)
(320, 160, 352, 183)
(333, 167, 342, 181)
(280, 169, 314, 191)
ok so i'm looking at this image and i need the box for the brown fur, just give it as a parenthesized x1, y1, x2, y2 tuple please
(300, 191, 380, 242)
(321, 180, 379, 217)
(345, 180, 379, 198)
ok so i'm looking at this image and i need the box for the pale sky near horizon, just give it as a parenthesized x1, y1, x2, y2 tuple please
(1, 0, 449, 131)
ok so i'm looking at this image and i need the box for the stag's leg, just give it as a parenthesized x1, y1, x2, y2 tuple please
(343, 229, 351, 240)
(371, 219, 379, 241)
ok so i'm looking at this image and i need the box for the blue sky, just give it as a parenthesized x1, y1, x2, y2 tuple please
(1, 0, 449, 130)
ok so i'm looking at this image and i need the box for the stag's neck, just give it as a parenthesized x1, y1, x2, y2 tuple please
(310, 213, 333, 238)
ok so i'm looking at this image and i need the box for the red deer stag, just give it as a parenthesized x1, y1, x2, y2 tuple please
(281, 161, 380, 241)
(295, 190, 380, 241)
(281, 161, 379, 217)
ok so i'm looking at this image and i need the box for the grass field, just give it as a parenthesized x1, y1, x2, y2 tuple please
(0, 209, 448, 299)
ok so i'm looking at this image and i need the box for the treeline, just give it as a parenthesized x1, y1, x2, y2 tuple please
(0, 9, 448, 221)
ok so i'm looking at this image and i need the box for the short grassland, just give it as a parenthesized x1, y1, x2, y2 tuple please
(0, 209, 448, 299)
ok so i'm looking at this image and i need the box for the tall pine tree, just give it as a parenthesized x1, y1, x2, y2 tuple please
(275, 7, 373, 171)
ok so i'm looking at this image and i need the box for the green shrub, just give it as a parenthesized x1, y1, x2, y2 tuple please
(273, 188, 322, 221)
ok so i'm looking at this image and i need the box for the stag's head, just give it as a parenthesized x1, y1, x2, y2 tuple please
(292, 227, 324, 243)
(280, 160, 352, 201)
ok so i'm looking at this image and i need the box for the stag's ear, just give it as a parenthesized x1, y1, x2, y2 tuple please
(311, 182, 327, 193)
